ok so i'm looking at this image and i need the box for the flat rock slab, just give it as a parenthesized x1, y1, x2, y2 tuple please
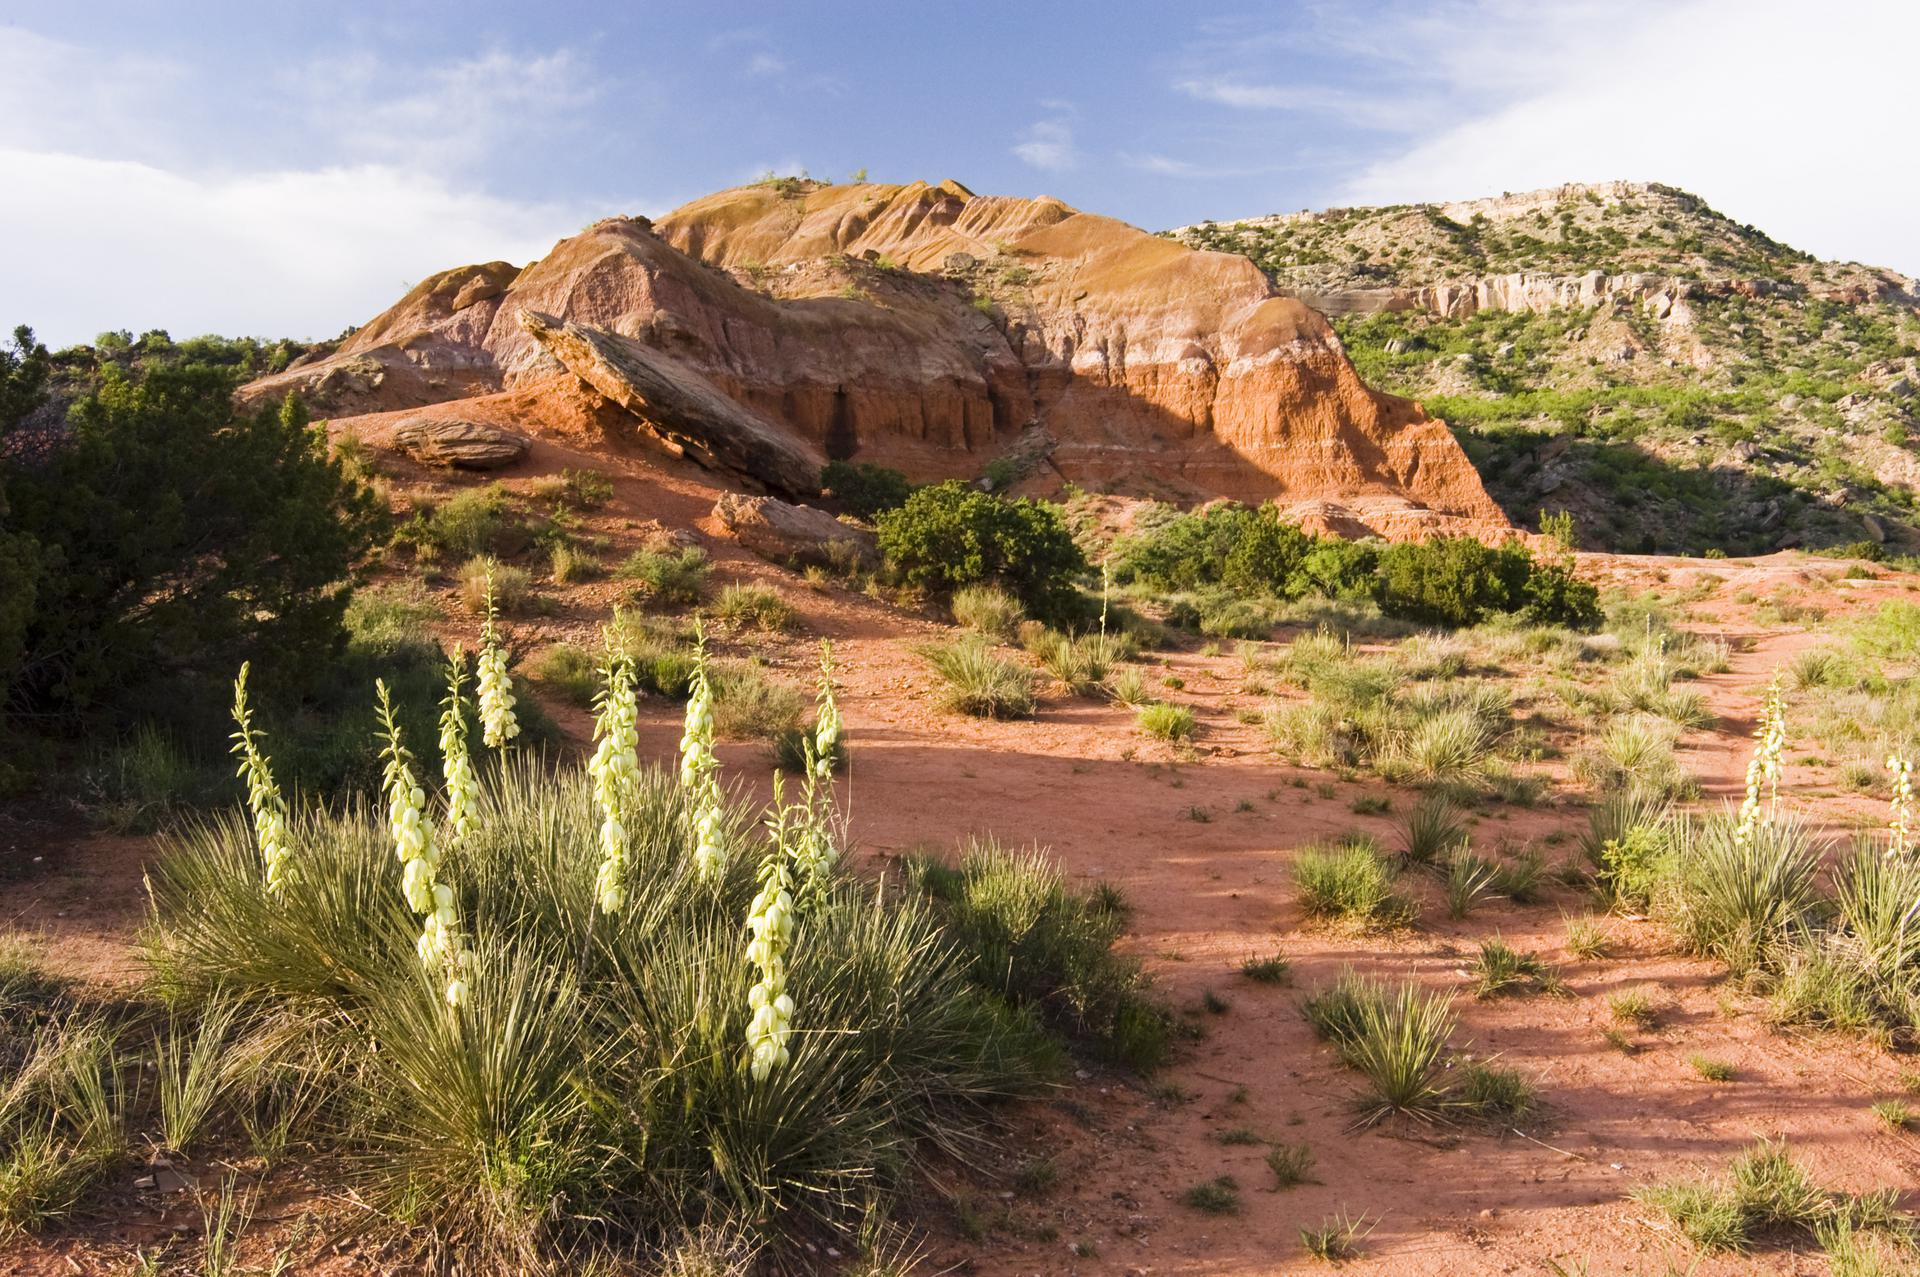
(714, 493, 877, 570)
(392, 418, 530, 470)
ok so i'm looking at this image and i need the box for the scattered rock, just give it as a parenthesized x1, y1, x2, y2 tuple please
(1862, 513, 1887, 543)
(1889, 376, 1914, 399)
(392, 418, 530, 470)
(712, 493, 878, 570)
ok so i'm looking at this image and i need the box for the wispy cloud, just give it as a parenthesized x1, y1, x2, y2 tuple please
(745, 51, 788, 77)
(1173, 77, 1416, 132)
(1013, 118, 1078, 172)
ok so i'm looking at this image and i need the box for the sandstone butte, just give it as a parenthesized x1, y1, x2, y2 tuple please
(242, 179, 1510, 540)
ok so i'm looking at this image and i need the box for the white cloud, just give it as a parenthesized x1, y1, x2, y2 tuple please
(1331, 0, 1920, 274)
(0, 149, 594, 345)
(1013, 119, 1078, 172)
(1173, 77, 1415, 132)
(745, 51, 788, 77)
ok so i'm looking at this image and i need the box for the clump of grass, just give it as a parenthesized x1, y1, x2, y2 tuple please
(1300, 1210, 1371, 1262)
(1471, 936, 1563, 998)
(1305, 976, 1457, 1127)
(1489, 847, 1548, 903)
(1574, 714, 1694, 800)
(1214, 1126, 1260, 1145)
(1137, 702, 1195, 741)
(1633, 1138, 1913, 1255)
(1870, 1099, 1911, 1130)
(1398, 793, 1466, 865)
(1445, 849, 1500, 919)
(1292, 840, 1416, 930)
(1688, 1055, 1736, 1082)
(1608, 987, 1663, 1030)
(922, 637, 1037, 718)
(1240, 956, 1291, 985)
(710, 665, 806, 740)
(715, 584, 793, 632)
(1349, 794, 1391, 816)
(951, 585, 1023, 640)
(1265, 1142, 1316, 1188)
(1181, 1176, 1240, 1214)
(547, 541, 600, 584)
(1563, 914, 1612, 961)
(618, 541, 710, 607)
(458, 556, 531, 614)
(906, 839, 1168, 1070)
(1109, 666, 1150, 707)
(1458, 1062, 1536, 1122)
(532, 644, 599, 707)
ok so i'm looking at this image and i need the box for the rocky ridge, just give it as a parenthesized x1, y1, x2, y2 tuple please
(244, 179, 1507, 539)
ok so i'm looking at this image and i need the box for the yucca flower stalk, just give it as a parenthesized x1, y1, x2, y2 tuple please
(1887, 751, 1915, 859)
(588, 640, 642, 913)
(439, 648, 480, 854)
(476, 567, 520, 749)
(791, 641, 842, 906)
(228, 662, 293, 896)
(745, 776, 799, 1081)
(680, 622, 725, 881)
(1736, 672, 1787, 846)
(376, 680, 471, 1008)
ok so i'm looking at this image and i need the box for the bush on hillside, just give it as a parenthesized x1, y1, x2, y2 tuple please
(876, 480, 1086, 618)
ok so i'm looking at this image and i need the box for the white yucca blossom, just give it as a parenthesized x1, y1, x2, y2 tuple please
(228, 662, 293, 896)
(1736, 672, 1787, 846)
(680, 626, 725, 881)
(1887, 751, 1914, 859)
(439, 649, 480, 853)
(476, 568, 520, 749)
(377, 680, 471, 1009)
(791, 642, 842, 903)
(588, 649, 642, 912)
(745, 784, 799, 1081)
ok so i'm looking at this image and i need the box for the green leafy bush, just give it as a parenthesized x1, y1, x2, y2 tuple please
(877, 481, 1086, 618)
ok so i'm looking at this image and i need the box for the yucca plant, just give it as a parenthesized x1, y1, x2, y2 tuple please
(1335, 980, 1458, 1128)
(1671, 812, 1819, 977)
(1399, 793, 1466, 866)
(144, 758, 1091, 1267)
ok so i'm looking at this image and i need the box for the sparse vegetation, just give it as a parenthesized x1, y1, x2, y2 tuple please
(922, 637, 1037, 718)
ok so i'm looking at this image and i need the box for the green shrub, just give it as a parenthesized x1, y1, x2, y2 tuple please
(820, 461, 911, 520)
(409, 483, 525, 559)
(710, 665, 806, 740)
(907, 840, 1167, 1069)
(618, 543, 710, 607)
(1375, 537, 1600, 630)
(607, 613, 698, 698)
(1670, 814, 1819, 977)
(876, 481, 1086, 618)
(922, 637, 1037, 718)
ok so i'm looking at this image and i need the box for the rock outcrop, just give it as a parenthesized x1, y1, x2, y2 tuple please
(244, 179, 1509, 537)
(712, 493, 879, 569)
(392, 417, 530, 470)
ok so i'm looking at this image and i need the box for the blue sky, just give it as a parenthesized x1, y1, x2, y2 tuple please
(4, 1, 1914, 345)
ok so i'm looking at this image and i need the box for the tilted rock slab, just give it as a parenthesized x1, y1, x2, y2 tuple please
(519, 310, 821, 495)
(712, 492, 878, 570)
(392, 417, 530, 470)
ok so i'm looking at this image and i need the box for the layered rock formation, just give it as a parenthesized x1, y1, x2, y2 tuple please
(245, 179, 1508, 536)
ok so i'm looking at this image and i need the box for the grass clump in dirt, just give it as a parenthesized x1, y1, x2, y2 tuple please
(1688, 1055, 1737, 1082)
(1181, 1176, 1240, 1214)
(922, 637, 1037, 718)
(1240, 956, 1292, 985)
(618, 541, 711, 607)
(1265, 1142, 1316, 1188)
(1470, 936, 1564, 998)
(1399, 793, 1467, 865)
(1632, 1138, 1914, 1255)
(905, 839, 1170, 1071)
(715, 583, 793, 632)
(951, 585, 1024, 641)
(458, 555, 532, 614)
(1292, 839, 1418, 930)
(1137, 702, 1195, 742)
(1300, 1210, 1372, 1262)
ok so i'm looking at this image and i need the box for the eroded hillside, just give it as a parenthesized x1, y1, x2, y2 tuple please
(1175, 182, 1920, 554)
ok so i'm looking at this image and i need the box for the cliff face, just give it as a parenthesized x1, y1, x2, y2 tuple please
(244, 179, 1507, 534)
